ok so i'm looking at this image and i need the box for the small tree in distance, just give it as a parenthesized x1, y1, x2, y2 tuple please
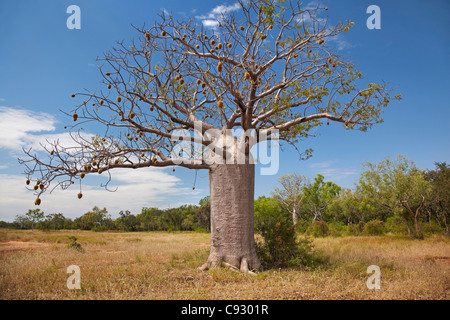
(303, 174, 341, 224)
(271, 173, 307, 225)
(25, 209, 45, 231)
(20, 0, 400, 272)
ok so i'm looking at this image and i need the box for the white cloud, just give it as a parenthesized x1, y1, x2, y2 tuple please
(210, 3, 240, 16)
(295, 0, 326, 25)
(26, 131, 94, 153)
(0, 106, 96, 155)
(0, 168, 199, 222)
(296, 14, 313, 24)
(309, 160, 358, 182)
(0, 106, 56, 150)
(0, 98, 5, 102)
(0, 106, 205, 222)
(196, 3, 241, 29)
(304, 1, 320, 10)
(202, 19, 220, 28)
(328, 33, 354, 51)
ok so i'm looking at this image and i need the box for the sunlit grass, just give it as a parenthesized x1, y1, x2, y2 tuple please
(0, 229, 448, 300)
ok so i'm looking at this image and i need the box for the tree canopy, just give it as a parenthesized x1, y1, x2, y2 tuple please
(20, 0, 400, 206)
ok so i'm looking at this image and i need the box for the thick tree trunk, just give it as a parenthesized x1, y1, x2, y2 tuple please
(200, 163, 261, 272)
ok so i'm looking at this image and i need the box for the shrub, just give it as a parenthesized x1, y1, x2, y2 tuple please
(420, 220, 445, 235)
(347, 221, 365, 236)
(67, 236, 83, 252)
(363, 220, 386, 236)
(328, 221, 347, 237)
(287, 237, 327, 268)
(91, 225, 108, 232)
(308, 220, 329, 237)
(254, 197, 322, 269)
(295, 219, 310, 233)
(385, 216, 409, 235)
(255, 230, 323, 269)
(255, 221, 298, 269)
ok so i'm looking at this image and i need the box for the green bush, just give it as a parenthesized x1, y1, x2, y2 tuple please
(347, 221, 365, 236)
(255, 221, 298, 268)
(254, 197, 322, 269)
(328, 221, 347, 237)
(363, 220, 386, 236)
(287, 237, 327, 268)
(67, 236, 83, 252)
(91, 225, 108, 232)
(308, 221, 329, 237)
(385, 216, 409, 235)
(295, 219, 310, 233)
(420, 220, 445, 235)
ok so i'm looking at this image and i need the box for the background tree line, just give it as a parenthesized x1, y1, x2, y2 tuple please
(2, 155, 448, 238)
(2, 198, 211, 232)
(268, 155, 449, 238)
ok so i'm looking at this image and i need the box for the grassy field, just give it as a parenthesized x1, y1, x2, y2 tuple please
(0, 229, 449, 300)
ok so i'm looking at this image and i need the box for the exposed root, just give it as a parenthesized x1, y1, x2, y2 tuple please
(199, 257, 259, 275)
(198, 263, 209, 271)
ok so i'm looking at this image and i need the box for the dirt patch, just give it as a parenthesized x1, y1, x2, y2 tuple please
(0, 241, 50, 256)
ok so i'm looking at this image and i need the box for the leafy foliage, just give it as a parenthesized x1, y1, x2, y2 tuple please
(67, 236, 83, 252)
(254, 196, 323, 269)
(20, 0, 399, 206)
(308, 220, 329, 237)
(363, 220, 386, 236)
(303, 174, 341, 223)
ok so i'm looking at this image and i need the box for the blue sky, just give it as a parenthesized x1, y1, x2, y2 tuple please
(0, 0, 449, 221)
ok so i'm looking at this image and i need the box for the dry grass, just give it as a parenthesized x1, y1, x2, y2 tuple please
(0, 229, 448, 300)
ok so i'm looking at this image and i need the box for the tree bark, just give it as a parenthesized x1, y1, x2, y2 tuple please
(400, 213, 412, 235)
(402, 195, 425, 237)
(292, 208, 298, 226)
(200, 163, 261, 272)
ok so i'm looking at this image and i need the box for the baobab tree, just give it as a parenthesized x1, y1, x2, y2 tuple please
(20, 0, 400, 272)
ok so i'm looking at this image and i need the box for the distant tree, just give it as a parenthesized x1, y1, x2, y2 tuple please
(196, 198, 211, 231)
(326, 188, 384, 224)
(76, 206, 110, 230)
(425, 162, 450, 234)
(164, 208, 185, 231)
(326, 188, 359, 224)
(165, 204, 198, 231)
(46, 213, 66, 230)
(14, 214, 31, 229)
(138, 207, 164, 231)
(0, 221, 14, 229)
(271, 173, 307, 225)
(254, 196, 290, 227)
(25, 209, 45, 230)
(63, 217, 74, 229)
(303, 174, 340, 224)
(116, 210, 140, 231)
(358, 155, 430, 237)
(198, 196, 210, 207)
